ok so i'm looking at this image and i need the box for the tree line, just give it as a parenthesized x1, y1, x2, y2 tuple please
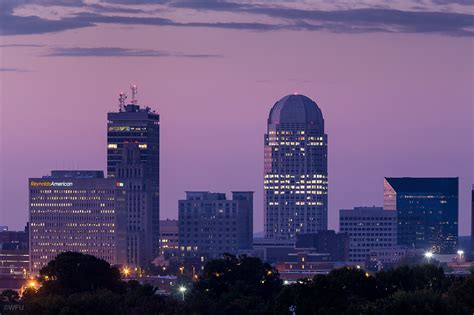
(1, 252, 473, 314)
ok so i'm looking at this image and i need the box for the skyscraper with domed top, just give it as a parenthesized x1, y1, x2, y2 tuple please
(264, 94, 328, 240)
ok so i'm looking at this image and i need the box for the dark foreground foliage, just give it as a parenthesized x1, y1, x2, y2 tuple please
(1, 252, 473, 315)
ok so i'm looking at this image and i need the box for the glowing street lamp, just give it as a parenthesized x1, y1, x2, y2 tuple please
(122, 267, 131, 277)
(424, 252, 433, 262)
(457, 250, 464, 262)
(178, 286, 187, 301)
(27, 279, 38, 290)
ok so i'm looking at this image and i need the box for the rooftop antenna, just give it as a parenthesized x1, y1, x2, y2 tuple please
(118, 91, 127, 112)
(131, 84, 138, 105)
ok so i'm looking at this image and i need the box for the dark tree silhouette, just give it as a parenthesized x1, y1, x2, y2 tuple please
(37, 251, 123, 296)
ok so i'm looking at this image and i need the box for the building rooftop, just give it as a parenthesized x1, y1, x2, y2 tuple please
(268, 94, 324, 130)
(47, 170, 104, 179)
(340, 206, 395, 216)
(385, 177, 458, 194)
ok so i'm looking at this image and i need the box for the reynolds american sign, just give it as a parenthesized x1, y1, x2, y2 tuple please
(30, 181, 73, 187)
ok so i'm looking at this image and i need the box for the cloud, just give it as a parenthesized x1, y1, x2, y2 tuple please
(71, 8, 474, 36)
(0, 67, 30, 72)
(246, 7, 474, 36)
(168, 0, 248, 11)
(85, 3, 150, 14)
(101, 0, 169, 4)
(1, 0, 473, 37)
(0, 44, 44, 47)
(0, 14, 94, 35)
(431, 0, 474, 5)
(43, 46, 221, 58)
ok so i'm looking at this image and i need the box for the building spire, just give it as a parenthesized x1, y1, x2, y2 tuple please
(131, 84, 138, 105)
(118, 91, 127, 112)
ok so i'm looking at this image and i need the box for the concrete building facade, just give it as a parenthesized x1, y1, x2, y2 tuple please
(29, 170, 125, 274)
(295, 230, 349, 261)
(107, 91, 160, 265)
(179, 191, 253, 259)
(339, 207, 397, 263)
(159, 219, 179, 258)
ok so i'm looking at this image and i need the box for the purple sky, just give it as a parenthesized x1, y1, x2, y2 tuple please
(0, 0, 473, 234)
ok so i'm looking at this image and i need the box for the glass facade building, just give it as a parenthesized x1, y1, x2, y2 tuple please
(264, 94, 328, 240)
(107, 101, 160, 266)
(384, 177, 458, 254)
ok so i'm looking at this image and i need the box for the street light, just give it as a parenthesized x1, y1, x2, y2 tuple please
(457, 250, 464, 262)
(178, 286, 187, 301)
(28, 280, 36, 288)
(122, 267, 131, 277)
(424, 251, 433, 262)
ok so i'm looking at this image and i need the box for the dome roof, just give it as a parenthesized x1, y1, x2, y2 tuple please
(268, 94, 324, 129)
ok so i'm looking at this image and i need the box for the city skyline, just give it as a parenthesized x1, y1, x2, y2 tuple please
(1, 0, 473, 235)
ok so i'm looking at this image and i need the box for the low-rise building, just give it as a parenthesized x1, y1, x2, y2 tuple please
(159, 219, 179, 258)
(339, 206, 397, 264)
(0, 225, 29, 292)
(179, 191, 253, 259)
(295, 230, 349, 261)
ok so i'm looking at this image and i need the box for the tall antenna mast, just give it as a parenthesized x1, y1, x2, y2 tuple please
(118, 91, 127, 112)
(131, 84, 138, 105)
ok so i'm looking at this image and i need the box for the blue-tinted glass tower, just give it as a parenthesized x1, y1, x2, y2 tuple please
(384, 177, 458, 254)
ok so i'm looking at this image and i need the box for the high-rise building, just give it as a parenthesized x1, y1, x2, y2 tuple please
(384, 177, 458, 254)
(29, 171, 125, 274)
(115, 143, 156, 267)
(339, 207, 398, 263)
(107, 87, 160, 265)
(178, 191, 253, 259)
(264, 94, 328, 240)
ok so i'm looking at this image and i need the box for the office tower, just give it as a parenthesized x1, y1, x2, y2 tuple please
(159, 219, 179, 258)
(29, 171, 125, 274)
(339, 207, 397, 263)
(107, 87, 160, 265)
(178, 191, 253, 259)
(114, 143, 156, 267)
(295, 230, 349, 261)
(264, 94, 328, 240)
(384, 177, 458, 254)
